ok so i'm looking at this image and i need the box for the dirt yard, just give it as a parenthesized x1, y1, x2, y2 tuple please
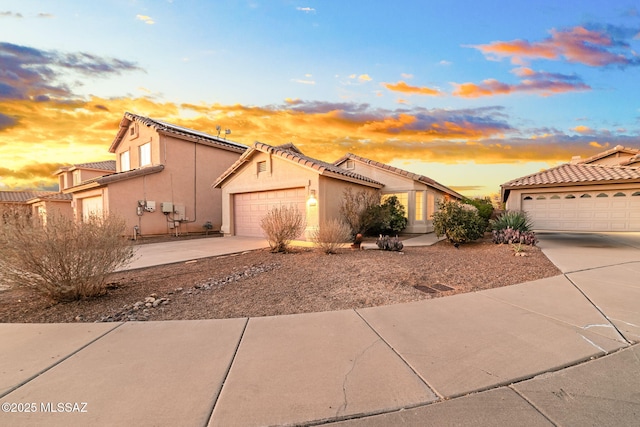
(0, 236, 561, 323)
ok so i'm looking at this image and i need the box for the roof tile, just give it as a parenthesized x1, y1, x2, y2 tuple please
(502, 163, 640, 188)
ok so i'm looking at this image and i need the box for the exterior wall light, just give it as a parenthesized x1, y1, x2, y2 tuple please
(307, 189, 317, 207)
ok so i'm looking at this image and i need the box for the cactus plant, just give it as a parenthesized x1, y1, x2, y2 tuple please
(376, 235, 404, 251)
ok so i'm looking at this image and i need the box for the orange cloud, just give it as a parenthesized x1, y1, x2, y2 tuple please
(573, 125, 592, 134)
(472, 26, 640, 67)
(382, 81, 442, 96)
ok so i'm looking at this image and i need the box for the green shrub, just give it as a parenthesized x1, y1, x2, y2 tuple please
(490, 210, 532, 232)
(260, 205, 306, 252)
(0, 210, 133, 302)
(311, 219, 352, 254)
(432, 200, 485, 244)
(370, 195, 408, 235)
(463, 197, 494, 231)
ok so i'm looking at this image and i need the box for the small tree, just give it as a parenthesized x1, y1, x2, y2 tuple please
(0, 210, 134, 302)
(463, 197, 494, 231)
(432, 200, 484, 245)
(260, 205, 306, 253)
(370, 195, 408, 235)
(311, 218, 352, 254)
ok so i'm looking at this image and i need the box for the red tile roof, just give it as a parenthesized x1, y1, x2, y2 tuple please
(110, 113, 248, 154)
(334, 153, 464, 199)
(213, 142, 384, 188)
(0, 191, 55, 203)
(502, 163, 640, 188)
(577, 145, 640, 165)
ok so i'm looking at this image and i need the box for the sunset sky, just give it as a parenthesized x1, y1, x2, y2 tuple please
(1, 1, 639, 197)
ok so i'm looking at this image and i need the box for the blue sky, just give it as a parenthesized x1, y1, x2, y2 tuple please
(1, 0, 639, 196)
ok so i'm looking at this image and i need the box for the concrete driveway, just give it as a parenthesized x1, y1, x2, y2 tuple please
(536, 231, 640, 273)
(124, 236, 270, 270)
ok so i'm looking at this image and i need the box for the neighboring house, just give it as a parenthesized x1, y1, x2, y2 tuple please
(334, 153, 464, 233)
(63, 112, 247, 236)
(213, 142, 463, 238)
(56, 161, 116, 191)
(26, 192, 73, 223)
(213, 142, 384, 238)
(501, 145, 640, 232)
(0, 191, 58, 217)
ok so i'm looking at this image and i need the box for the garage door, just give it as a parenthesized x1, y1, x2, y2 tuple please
(81, 196, 104, 222)
(233, 188, 307, 237)
(522, 190, 640, 231)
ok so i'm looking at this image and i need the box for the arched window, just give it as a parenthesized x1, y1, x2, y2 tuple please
(613, 192, 626, 197)
(536, 195, 546, 200)
(550, 195, 561, 199)
(580, 194, 592, 198)
(632, 191, 640, 196)
(523, 196, 533, 200)
(596, 193, 608, 198)
(565, 194, 576, 199)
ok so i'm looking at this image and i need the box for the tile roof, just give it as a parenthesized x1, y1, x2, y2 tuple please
(213, 142, 384, 188)
(577, 145, 640, 165)
(110, 112, 248, 153)
(0, 191, 56, 203)
(502, 163, 640, 188)
(334, 153, 464, 199)
(56, 160, 116, 175)
(620, 153, 640, 166)
(28, 192, 73, 202)
(63, 165, 165, 192)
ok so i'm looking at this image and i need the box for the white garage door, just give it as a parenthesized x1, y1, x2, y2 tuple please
(233, 188, 307, 237)
(81, 196, 104, 222)
(522, 190, 640, 231)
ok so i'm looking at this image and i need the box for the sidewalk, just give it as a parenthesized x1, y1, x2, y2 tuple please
(1, 233, 639, 426)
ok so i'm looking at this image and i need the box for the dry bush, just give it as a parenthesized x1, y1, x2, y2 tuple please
(0, 210, 134, 302)
(339, 188, 381, 236)
(311, 219, 352, 254)
(260, 205, 306, 253)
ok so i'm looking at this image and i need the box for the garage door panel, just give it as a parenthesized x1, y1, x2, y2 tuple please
(521, 190, 640, 231)
(234, 188, 306, 237)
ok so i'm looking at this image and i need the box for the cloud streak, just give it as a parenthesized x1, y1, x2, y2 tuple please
(0, 42, 142, 102)
(452, 67, 590, 97)
(382, 81, 442, 96)
(472, 25, 640, 67)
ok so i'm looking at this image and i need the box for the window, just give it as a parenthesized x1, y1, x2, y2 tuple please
(139, 142, 151, 167)
(129, 122, 139, 138)
(565, 194, 576, 199)
(72, 170, 81, 186)
(415, 191, 424, 221)
(523, 196, 533, 200)
(382, 193, 408, 217)
(257, 161, 267, 173)
(580, 194, 592, 198)
(550, 195, 560, 199)
(536, 195, 546, 200)
(613, 192, 626, 197)
(120, 151, 130, 172)
(632, 191, 640, 197)
(345, 159, 355, 170)
(596, 193, 608, 198)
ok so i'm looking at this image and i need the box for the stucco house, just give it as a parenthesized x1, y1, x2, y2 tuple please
(213, 142, 462, 238)
(334, 153, 464, 233)
(0, 191, 73, 221)
(501, 145, 640, 232)
(63, 112, 247, 236)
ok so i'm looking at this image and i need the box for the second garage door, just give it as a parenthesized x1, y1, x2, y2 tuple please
(234, 188, 307, 237)
(522, 189, 640, 231)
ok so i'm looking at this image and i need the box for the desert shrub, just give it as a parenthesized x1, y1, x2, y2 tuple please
(463, 197, 494, 231)
(367, 195, 408, 235)
(491, 210, 532, 232)
(376, 235, 404, 251)
(311, 218, 352, 254)
(340, 188, 381, 237)
(432, 200, 485, 244)
(260, 205, 306, 253)
(492, 227, 537, 245)
(0, 211, 133, 302)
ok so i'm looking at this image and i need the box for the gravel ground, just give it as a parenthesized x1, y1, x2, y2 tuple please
(0, 236, 561, 323)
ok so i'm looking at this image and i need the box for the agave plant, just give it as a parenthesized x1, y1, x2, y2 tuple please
(490, 210, 533, 232)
